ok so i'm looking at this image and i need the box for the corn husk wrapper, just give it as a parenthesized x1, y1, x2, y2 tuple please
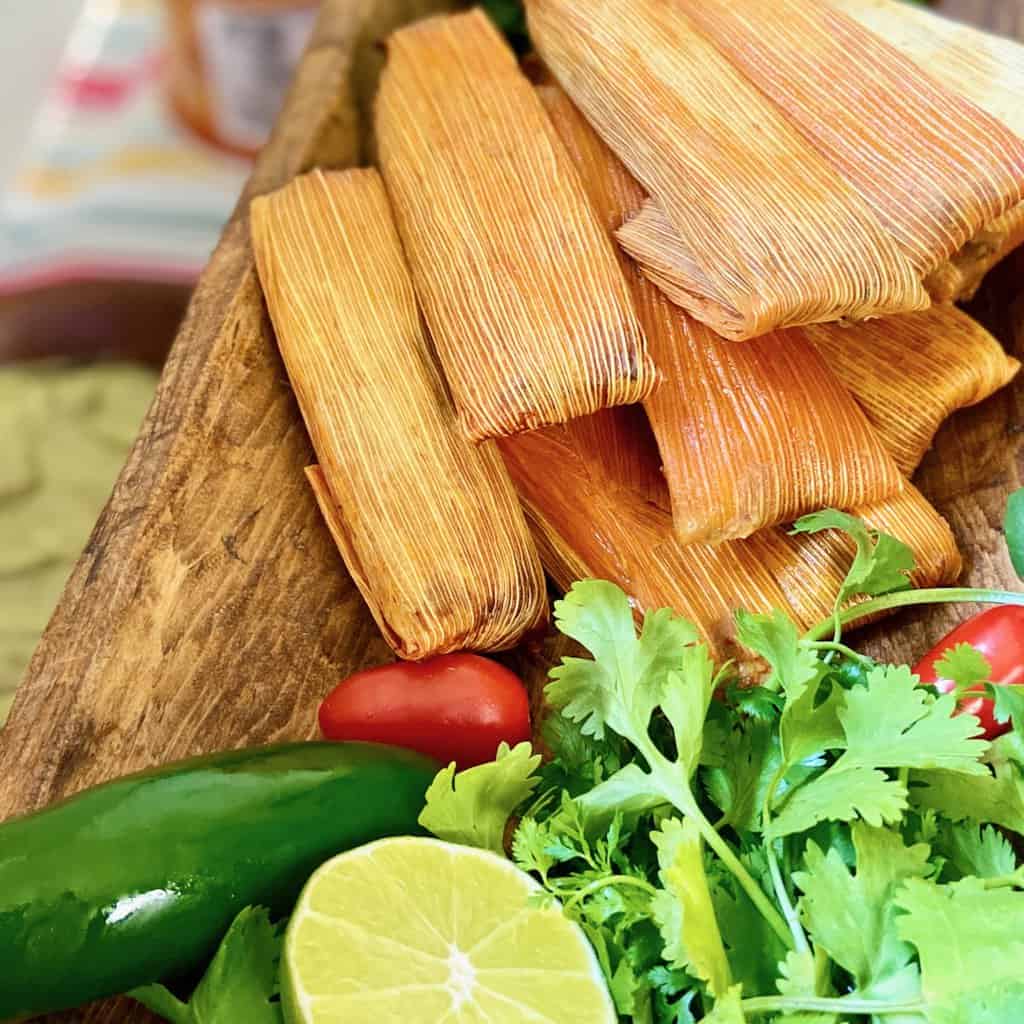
(675, 0, 1024, 284)
(251, 169, 547, 659)
(800, 307, 1020, 476)
(837, 0, 1024, 300)
(525, 0, 928, 342)
(925, 205, 1024, 303)
(499, 410, 960, 665)
(539, 84, 905, 544)
(374, 10, 658, 441)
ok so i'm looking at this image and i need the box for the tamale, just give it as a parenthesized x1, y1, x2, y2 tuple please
(674, 0, 1024, 283)
(374, 10, 658, 441)
(539, 85, 905, 544)
(800, 307, 1020, 476)
(525, 0, 928, 341)
(836, 0, 1024, 300)
(499, 410, 959, 665)
(250, 168, 547, 659)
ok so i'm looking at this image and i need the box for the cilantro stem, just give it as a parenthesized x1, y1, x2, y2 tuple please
(803, 588, 1024, 642)
(766, 841, 809, 954)
(807, 641, 872, 665)
(759, 765, 808, 953)
(697, 817, 794, 950)
(653, 769, 794, 949)
(561, 874, 659, 911)
(741, 995, 925, 1016)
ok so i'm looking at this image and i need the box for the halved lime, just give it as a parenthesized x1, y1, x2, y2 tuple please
(282, 836, 616, 1023)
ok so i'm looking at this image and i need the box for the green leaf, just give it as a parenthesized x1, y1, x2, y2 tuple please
(791, 511, 915, 605)
(702, 719, 781, 833)
(935, 822, 1016, 881)
(779, 673, 845, 771)
(768, 767, 906, 838)
(910, 762, 1024, 836)
(989, 684, 1024, 732)
(650, 818, 731, 998)
(549, 581, 698, 746)
(735, 609, 822, 700)
(418, 741, 541, 853)
(896, 877, 1024, 1021)
(1006, 488, 1024, 580)
(511, 816, 558, 881)
(662, 649, 717, 778)
(837, 665, 988, 774)
(934, 644, 991, 691)
(724, 680, 784, 722)
(574, 764, 667, 831)
(131, 907, 283, 1024)
(794, 825, 929, 997)
(709, 858, 788, 995)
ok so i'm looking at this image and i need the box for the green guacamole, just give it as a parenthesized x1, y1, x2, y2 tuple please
(0, 361, 157, 723)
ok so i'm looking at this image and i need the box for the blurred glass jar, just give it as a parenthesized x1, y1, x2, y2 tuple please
(165, 0, 321, 157)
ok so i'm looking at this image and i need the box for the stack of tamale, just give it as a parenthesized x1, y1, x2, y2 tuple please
(250, 3, 1023, 668)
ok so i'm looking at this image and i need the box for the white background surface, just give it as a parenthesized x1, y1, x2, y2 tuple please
(0, 1, 85, 189)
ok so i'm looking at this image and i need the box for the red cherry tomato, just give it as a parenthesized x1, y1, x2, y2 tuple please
(914, 606, 1024, 740)
(318, 653, 532, 769)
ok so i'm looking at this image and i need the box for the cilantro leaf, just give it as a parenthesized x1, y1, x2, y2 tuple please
(539, 711, 632, 795)
(896, 877, 1024, 1022)
(575, 764, 668, 831)
(779, 672, 845, 771)
(131, 907, 283, 1024)
(988, 684, 1024, 733)
(709, 856, 788, 995)
(936, 822, 1017, 881)
(794, 824, 928, 1002)
(547, 581, 716, 821)
(768, 766, 906, 838)
(511, 817, 559, 881)
(724, 680, 784, 722)
(651, 818, 731, 998)
(909, 762, 1024, 836)
(769, 666, 986, 837)
(549, 581, 698, 745)
(837, 665, 988, 773)
(702, 719, 781, 833)
(735, 609, 822, 700)
(934, 644, 991, 692)
(663, 649, 718, 779)
(791, 511, 915, 606)
(418, 741, 540, 853)
(1007, 488, 1024, 580)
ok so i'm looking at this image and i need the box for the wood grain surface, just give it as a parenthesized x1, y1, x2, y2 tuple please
(1, 1, 1021, 1021)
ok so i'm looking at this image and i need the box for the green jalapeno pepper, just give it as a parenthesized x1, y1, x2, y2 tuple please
(0, 741, 435, 1019)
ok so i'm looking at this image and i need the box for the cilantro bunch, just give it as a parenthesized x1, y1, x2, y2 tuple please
(421, 505, 1024, 1024)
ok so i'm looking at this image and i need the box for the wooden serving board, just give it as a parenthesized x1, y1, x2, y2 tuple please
(2, 1, 1022, 1021)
